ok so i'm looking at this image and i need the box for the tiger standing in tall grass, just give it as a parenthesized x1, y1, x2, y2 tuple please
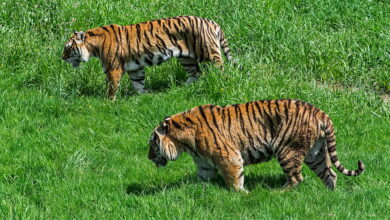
(62, 16, 232, 100)
(148, 99, 365, 193)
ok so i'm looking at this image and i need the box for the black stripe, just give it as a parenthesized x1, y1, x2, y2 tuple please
(317, 168, 328, 179)
(195, 18, 204, 61)
(235, 105, 247, 135)
(101, 26, 110, 32)
(157, 56, 165, 65)
(131, 77, 145, 82)
(307, 156, 326, 168)
(87, 31, 96, 37)
(250, 102, 258, 125)
(262, 101, 275, 139)
(210, 105, 220, 132)
(327, 138, 335, 143)
(136, 24, 141, 40)
(170, 34, 182, 52)
(227, 107, 232, 132)
(143, 46, 154, 60)
(253, 101, 268, 139)
(285, 99, 291, 122)
(283, 164, 299, 174)
(144, 31, 152, 47)
(173, 21, 181, 33)
(155, 34, 173, 56)
(198, 106, 224, 159)
(191, 114, 201, 127)
(328, 145, 336, 152)
(279, 157, 294, 167)
(171, 120, 182, 129)
(278, 101, 301, 148)
(185, 117, 195, 125)
(274, 101, 282, 125)
(148, 22, 154, 36)
(237, 135, 245, 149)
(246, 103, 254, 129)
(125, 26, 131, 55)
(144, 57, 153, 65)
(330, 155, 338, 163)
(265, 146, 273, 156)
(188, 17, 197, 59)
(239, 171, 244, 178)
(156, 44, 168, 56)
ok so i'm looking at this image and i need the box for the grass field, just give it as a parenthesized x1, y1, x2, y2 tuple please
(1, 0, 389, 219)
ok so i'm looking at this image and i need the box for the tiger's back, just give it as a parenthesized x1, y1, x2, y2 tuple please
(149, 99, 364, 192)
(62, 16, 232, 99)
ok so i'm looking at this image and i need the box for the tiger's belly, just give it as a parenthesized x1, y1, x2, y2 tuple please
(123, 46, 192, 72)
(124, 54, 171, 72)
(242, 146, 273, 166)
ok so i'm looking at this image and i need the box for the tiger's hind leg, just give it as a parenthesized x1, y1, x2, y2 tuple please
(304, 138, 337, 190)
(178, 58, 201, 83)
(209, 47, 224, 71)
(128, 69, 147, 93)
(277, 146, 305, 189)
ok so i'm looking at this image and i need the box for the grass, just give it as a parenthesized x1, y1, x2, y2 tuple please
(1, 0, 389, 219)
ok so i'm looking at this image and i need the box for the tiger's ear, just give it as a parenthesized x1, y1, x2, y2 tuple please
(76, 31, 86, 41)
(157, 121, 169, 135)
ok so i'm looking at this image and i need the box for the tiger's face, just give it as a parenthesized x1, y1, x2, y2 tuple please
(62, 31, 90, 68)
(148, 117, 195, 167)
(148, 126, 169, 167)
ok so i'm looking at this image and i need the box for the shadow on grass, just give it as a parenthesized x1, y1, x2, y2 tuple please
(126, 173, 286, 195)
(245, 173, 286, 190)
(125, 175, 195, 196)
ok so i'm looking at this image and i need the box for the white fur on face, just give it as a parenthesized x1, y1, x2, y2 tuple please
(156, 131, 180, 161)
(79, 46, 90, 62)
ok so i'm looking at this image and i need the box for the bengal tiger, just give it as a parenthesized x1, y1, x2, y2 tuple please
(62, 16, 232, 100)
(148, 99, 365, 193)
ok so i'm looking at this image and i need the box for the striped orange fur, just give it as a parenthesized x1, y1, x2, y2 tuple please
(148, 99, 365, 192)
(62, 16, 232, 100)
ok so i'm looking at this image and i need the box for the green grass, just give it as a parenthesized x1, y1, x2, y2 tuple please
(1, 0, 389, 219)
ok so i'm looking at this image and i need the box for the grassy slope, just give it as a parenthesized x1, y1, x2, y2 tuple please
(1, 0, 389, 219)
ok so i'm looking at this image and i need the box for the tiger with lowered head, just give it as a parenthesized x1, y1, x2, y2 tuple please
(62, 16, 232, 100)
(148, 99, 365, 193)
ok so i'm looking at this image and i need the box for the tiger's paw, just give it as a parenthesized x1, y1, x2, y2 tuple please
(136, 88, 148, 94)
(233, 187, 249, 194)
(238, 188, 250, 194)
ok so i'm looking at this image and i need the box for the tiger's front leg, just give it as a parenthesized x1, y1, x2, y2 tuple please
(217, 155, 248, 193)
(106, 69, 124, 101)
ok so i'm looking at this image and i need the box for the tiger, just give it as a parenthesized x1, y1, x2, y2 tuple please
(62, 16, 232, 100)
(148, 99, 365, 193)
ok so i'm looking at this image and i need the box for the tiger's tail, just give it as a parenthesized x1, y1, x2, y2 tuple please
(325, 121, 365, 176)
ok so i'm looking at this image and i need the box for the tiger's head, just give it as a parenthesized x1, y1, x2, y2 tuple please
(62, 31, 91, 68)
(148, 115, 197, 167)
